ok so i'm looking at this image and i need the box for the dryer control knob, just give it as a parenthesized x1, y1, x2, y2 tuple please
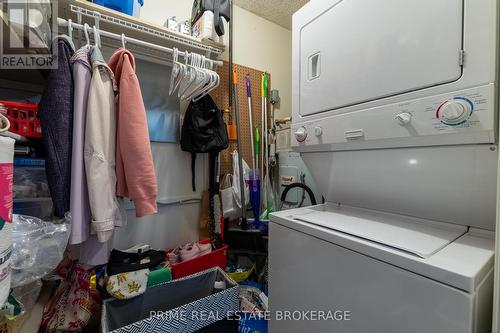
(395, 112, 412, 125)
(438, 99, 473, 125)
(294, 127, 307, 142)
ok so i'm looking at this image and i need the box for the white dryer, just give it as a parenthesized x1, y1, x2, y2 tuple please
(269, 0, 500, 332)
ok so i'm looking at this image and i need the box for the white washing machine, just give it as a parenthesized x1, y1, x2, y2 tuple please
(269, 146, 496, 333)
(269, 0, 500, 332)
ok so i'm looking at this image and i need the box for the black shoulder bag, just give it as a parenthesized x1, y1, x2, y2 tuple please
(181, 95, 229, 192)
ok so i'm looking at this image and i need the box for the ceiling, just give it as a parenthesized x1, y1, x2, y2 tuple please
(234, 0, 309, 30)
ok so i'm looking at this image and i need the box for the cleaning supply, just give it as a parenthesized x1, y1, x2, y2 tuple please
(233, 71, 247, 228)
(261, 73, 275, 219)
(245, 75, 261, 222)
(250, 127, 261, 222)
(246, 75, 256, 170)
(226, 108, 237, 140)
(0, 137, 14, 307)
(260, 74, 266, 200)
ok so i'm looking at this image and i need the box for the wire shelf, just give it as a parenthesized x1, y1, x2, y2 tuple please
(70, 4, 224, 57)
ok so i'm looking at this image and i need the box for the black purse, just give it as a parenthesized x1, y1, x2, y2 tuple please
(192, 0, 231, 36)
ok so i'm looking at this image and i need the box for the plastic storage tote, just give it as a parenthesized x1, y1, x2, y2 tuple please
(89, 0, 144, 17)
(102, 267, 239, 333)
(167, 239, 228, 280)
(0, 101, 41, 138)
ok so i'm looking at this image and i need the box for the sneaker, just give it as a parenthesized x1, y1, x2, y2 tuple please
(179, 243, 200, 262)
(167, 248, 180, 264)
(197, 242, 212, 256)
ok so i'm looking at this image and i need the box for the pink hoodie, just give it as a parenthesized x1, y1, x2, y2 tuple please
(108, 48, 158, 217)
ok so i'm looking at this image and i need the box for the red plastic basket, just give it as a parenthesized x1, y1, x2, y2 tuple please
(0, 100, 41, 138)
(167, 239, 228, 280)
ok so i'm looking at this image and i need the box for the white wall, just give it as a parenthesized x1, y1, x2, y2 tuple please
(141, 0, 292, 119)
(110, 1, 293, 251)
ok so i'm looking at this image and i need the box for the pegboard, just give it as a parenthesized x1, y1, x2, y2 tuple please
(211, 62, 271, 177)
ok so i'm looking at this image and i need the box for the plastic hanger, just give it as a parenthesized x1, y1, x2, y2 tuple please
(178, 52, 198, 98)
(121, 33, 127, 49)
(83, 23, 91, 46)
(193, 64, 220, 102)
(93, 25, 101, 49)
(185, 56, 213, 101)
(172, 50, 187, 95)
(189, 54, 206, 98)
(94, 11, 102, 48)
(182, 54, 204, 100)
(182, 54, 208, 100)
(176, 51, 189, 94)
(169, 48, 180, 95)
(67, 19, 73, 39)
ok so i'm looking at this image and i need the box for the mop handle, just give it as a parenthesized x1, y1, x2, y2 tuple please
(232, 70, 247, 222)
(260, 74, 266, 182)
(246, 75, 252, 97)
(246, 74, 256, 169)
(262, 73, 268, 97)
(233, 69, 238, 84)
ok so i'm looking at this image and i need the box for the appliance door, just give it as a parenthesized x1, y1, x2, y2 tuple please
(269, 222, 477, 333)
(298, 0, 463, 117)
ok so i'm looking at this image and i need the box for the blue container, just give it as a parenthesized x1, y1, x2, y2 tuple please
(247, 218, 269, 236)
(238, 312, 268, 333)
(89, 0, 144, 17)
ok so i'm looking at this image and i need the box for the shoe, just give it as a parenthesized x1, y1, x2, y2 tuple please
(197, 242, 212, 256)
(167, 248, 180, 264)
(109, 248, 149, 265)
(179, 243, 200, 262)
(107, 250, 166, 276)
(123, 244, 151, 254)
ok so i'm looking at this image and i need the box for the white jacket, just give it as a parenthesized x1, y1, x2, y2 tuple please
(84, 47, 125, 242)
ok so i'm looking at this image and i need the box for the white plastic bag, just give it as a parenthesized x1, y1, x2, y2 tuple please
(0, 136, 14, 306)
(231, 150, 250, 209)
(11, 214, 70, 288)
(221, 174, 239, 220)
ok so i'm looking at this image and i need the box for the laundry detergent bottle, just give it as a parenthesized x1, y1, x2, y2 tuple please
(0, 136, 14, 306)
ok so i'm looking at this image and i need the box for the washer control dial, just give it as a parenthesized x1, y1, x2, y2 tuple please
(436, 98, 474, 126)
(395, 112, 412, 125)
(294, 126, 307, 142)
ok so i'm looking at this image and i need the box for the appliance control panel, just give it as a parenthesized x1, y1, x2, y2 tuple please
(292, 85, 495, 150)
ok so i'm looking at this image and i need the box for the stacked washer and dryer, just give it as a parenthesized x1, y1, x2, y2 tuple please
(269, 0, 499, 332)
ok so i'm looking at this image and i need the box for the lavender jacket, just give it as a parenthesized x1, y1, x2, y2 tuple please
(69, 46, 92, 245)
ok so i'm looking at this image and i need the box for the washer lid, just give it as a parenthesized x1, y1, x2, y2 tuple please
(294, 204, 467, 259)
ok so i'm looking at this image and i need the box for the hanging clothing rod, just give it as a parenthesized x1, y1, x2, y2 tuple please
(57, 18, 224, 67)
(69, 5, 223, 56)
